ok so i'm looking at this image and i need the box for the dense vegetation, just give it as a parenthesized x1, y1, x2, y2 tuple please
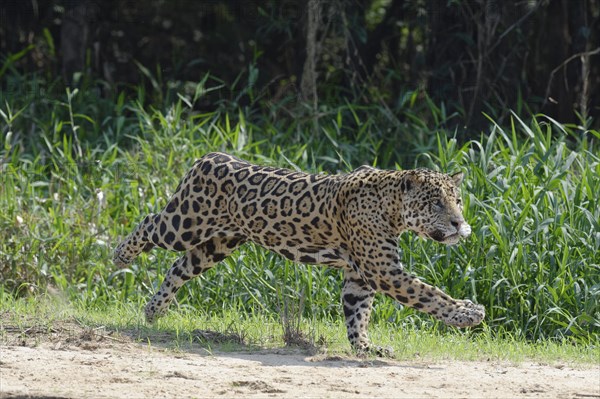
(1, 1, 598, 351)
(1, 72, 598, 347)
(2, 0, 599, 132)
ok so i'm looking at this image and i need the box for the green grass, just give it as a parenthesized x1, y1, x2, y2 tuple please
(1, 78, 599, 353)
(1, 294, 597, 365)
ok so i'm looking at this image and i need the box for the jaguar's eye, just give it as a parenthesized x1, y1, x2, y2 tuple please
(433, 199, 444, 209)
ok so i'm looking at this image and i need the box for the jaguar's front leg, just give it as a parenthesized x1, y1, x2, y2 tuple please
(341, 268, 375, 353)
(341, 268, 394, 356)
(355, 252, 485, 329)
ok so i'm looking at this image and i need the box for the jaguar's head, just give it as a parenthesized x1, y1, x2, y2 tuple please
(397, 169, 471, 245)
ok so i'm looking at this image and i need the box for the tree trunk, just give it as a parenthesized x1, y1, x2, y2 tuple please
(61, 0, 98, 85)
(300, 0, 320, 109)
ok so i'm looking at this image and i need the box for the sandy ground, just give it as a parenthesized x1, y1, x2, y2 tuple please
(1, 323, 599, 399)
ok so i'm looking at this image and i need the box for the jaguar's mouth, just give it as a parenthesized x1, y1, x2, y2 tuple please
(440, 233, 461, 244)
(430, 233, 459, 244)
(427, 230, 448, 242)
(427, 229, 468, 245)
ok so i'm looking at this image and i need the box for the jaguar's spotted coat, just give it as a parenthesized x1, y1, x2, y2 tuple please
(114, 152, 484, 352)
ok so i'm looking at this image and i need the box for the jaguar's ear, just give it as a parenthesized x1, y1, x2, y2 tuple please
(451, 171, 465, 186)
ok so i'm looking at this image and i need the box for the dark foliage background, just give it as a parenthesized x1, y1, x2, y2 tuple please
(1, 0, 599, 136)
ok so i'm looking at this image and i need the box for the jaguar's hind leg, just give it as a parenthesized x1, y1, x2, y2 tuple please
(145, 234, 246, 322)
(113, 214, 156, 267)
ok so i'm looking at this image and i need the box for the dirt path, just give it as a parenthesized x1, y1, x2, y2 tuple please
(1, 324, 598, 398)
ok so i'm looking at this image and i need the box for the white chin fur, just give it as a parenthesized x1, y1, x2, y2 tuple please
(458, 223, 472, 237)
(443, 236, 461, 245)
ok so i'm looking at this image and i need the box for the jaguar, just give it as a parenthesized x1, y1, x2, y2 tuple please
(114, 152, 484, 352)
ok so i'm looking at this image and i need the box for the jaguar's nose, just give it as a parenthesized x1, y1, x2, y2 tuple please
(451, 218, 471, 237)
(450, 218, 461, 231)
